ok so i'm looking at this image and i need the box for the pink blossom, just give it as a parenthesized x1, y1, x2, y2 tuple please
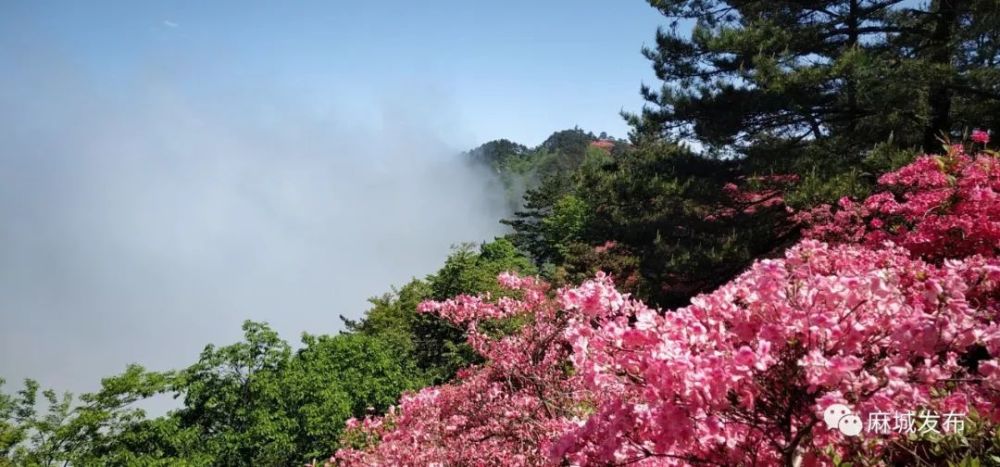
(332, 240, 999, 465)
(328, 151, 1000, 466)
(972, 129, 990, 144)
(801, 148, 1000, 262)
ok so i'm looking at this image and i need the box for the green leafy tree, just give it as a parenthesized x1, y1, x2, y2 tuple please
(466, 139, 529, 171)
(504, 136, 793, 307)
(175, 322, 423, 465)
(347, 239, 537, 384)
(467, 129, 611, 212)
(286, 333, 420, 461)
(0, 378, 34, 464)
(2, 322, 424, 466)
(175, 321, 297, 466)
(427, 239, 536, 300)
(63, 367, 205, 466)
(0, 368, 205, 467)
(534, 128, 596, 176)
(341, 279, 433, 358)
(540, 194, 590, 262)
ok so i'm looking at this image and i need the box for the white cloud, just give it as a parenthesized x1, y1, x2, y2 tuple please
(0, 52, 510, 407)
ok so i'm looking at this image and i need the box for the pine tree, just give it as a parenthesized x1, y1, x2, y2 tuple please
(632, 0, 1000, 157)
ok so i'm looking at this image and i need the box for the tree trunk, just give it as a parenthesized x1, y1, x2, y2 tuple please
(846, 0, 860, 132)
(922, 0, 961, 151)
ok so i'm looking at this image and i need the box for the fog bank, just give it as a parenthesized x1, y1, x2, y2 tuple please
(0, 52, 509, 397)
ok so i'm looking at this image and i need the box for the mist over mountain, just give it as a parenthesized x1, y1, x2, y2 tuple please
(0, 51, 511, 398)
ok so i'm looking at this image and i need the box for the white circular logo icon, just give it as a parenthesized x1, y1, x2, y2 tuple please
(823, 404, 852, 429)
(823, 403, 864, 437)
(837, 414, 863, 436)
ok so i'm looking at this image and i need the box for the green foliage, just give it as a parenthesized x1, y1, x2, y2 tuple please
(503, 173, 578, 266)
(0, 367, 203, 467)
(174, 321, 298, 466)
(428, 238, 536, 300)
(467, 139, 529, 170)
(287, 333, 420, 461)
(540, 195, 590, 262)
(170, 322, 424, 465)
(0, 378, 31, 463)
(467, 128, 622, 211)
(503, 1, 1000, 311)
(621, 0, 999, 221)
(348, 238, 537, 384)
(588, 142, 796, 306)
(342, 279, 433, 358)
(505, 140, 796, 308)
(1, 322, 423, 466)
(634, 0, 1000, 157)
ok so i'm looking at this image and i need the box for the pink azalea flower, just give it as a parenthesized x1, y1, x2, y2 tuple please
(971, 128, 990, 144)
(329, 148, 1000, 467)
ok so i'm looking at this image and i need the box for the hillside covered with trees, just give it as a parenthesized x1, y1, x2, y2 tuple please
(4, 0, 1000, 465)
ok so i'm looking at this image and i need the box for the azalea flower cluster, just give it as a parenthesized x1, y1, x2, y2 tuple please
(972, 129, 990, 145)
(332, 273, 585, 466)
(798, 146, 1000, 261)
(326, 150, 1000, 466)
(708, 174, 798, 220)
(553, 240, 999, 465)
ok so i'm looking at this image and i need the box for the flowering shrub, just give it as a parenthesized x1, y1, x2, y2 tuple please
(332, 273, 584, 466)
(324, 151, 1000, 466)
(798, 146, 1000, 262)
(972, 129, 990, 145)
(554, 240, 999, 465)
(708, 174, 798, 220)
(329, 251, 999, 465)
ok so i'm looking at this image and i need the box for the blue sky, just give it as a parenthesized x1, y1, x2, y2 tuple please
(2, 1, 666, 147)
(0, 1, 671, 396)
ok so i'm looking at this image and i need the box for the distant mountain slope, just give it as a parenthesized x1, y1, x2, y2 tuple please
(464, 128, 627, 211)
